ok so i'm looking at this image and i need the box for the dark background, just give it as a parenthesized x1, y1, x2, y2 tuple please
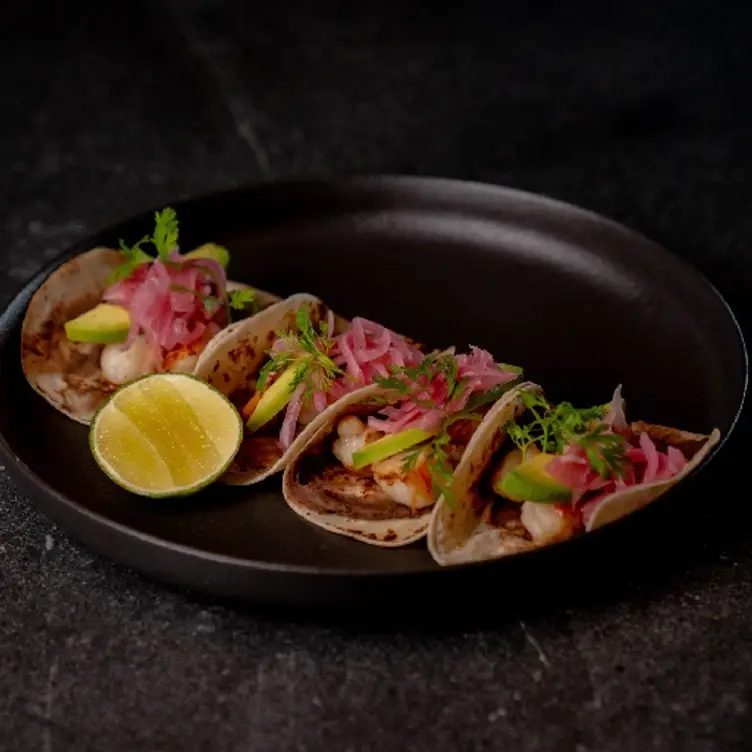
(1, 1, 751, 750)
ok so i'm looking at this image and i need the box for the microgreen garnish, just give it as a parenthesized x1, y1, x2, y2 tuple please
(107, 243, 151, 286)
(506, 392, 627, 478)
(402, 431, 458, 504)
(228, 288, 256, 310)
(168, 283, 254, 318)
(255, 306, 344, 405)
(373, 351, 467, 406)
(107, 208, 180, 286)
(398, 391, 520, 511)
(151, 207, 179, 260)
(371, 353, 523, 510)
(400, 433, 457, 508)
(106, 206, 254, 322)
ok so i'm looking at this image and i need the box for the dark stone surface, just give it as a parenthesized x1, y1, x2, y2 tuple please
(1, 1, 751, 750)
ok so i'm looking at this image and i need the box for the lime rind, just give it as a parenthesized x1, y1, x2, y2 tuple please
(89, 372, 243, 498)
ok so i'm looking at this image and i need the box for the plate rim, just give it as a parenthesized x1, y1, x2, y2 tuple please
(0, 174, 747, 581)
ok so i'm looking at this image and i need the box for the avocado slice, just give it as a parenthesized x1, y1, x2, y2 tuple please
(64, 303, 131, 345)
(495, 452, 572, 504)
(246, 359, 307, 433)
(183, 243, 230, 269)
(351, 428, 434, 470)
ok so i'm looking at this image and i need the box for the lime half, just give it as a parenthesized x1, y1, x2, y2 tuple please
(90, 373, 243, 498)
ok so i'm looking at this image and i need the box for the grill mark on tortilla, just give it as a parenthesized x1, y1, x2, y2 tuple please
(291, 450, 424, 521)
(463, 414, 709, 539)
(229, 435, 285, 474)
(287, 404, 472, 522)
(628, 421, 708, 457)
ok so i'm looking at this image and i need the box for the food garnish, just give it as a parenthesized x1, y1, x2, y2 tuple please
(360, 348, 523, 507)
(106, 207, 254, 322)
(245, 306, 344, 447)
(245, 310, 425, 451)
(498, 386, 691, 526)
(505, 391, 628, 480)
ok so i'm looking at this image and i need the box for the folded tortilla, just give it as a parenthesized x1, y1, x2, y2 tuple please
(280, 384, 435, 546)
(427, 383, 722, 566)
(192, 292, 351, 485)
(281, 378, 527, 548)
(20, 247, 280, 425)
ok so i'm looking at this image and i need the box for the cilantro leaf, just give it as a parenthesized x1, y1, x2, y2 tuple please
(106, 206, 252, 326)
(108, 206, 180, 282)
(106, 236, 152, 285)
(152, 207, 179, 259)
(119, 235, 151, 257)
(106, 257, 147, 286)
(228, 288, 256, 311)
(505, 392, 627, 478)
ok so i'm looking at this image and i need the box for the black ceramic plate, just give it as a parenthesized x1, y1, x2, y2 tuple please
(0, 177, 746, 609)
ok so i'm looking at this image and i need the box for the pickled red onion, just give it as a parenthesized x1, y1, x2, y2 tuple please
(103, 251, 228, 355)
(367, 346, 519, 435)
(279, 384, 306, 450)
(545, 428, 689, 527)
(274, 316, 424, 448)
(327, 317, 423, 401)
(604, 384, 628, 431)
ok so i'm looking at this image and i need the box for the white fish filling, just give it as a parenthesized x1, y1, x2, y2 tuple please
(371, 451, 435, 510)
(520, 501, 573, 545)
(100, 337, 158, 385)
(332, 416, 435, 510)
(332, 416, 369, 469)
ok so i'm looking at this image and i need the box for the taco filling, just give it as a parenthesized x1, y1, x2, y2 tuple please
(66, 208, 257, 385)
(230, 309, 425, 476)
(463, 385, 716, 551)
(285, 349, 522, 525)
(22, 207, 269, 423)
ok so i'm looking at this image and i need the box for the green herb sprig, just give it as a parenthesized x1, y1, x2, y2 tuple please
(370, 354, 524, 510)
(255, 306, 344, 405)
(106, 207, 254, 320)
(373, 351, 466, 407)
(506, 392, 627, 478)
(398, 382, 520, 510)
(107, 207, 179, 286)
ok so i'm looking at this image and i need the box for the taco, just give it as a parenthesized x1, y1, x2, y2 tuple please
(193, 296, 429, 485)
(21, 207, 280, 425)
(281, 349, 524, 546)
(427, 383, 722, 566)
